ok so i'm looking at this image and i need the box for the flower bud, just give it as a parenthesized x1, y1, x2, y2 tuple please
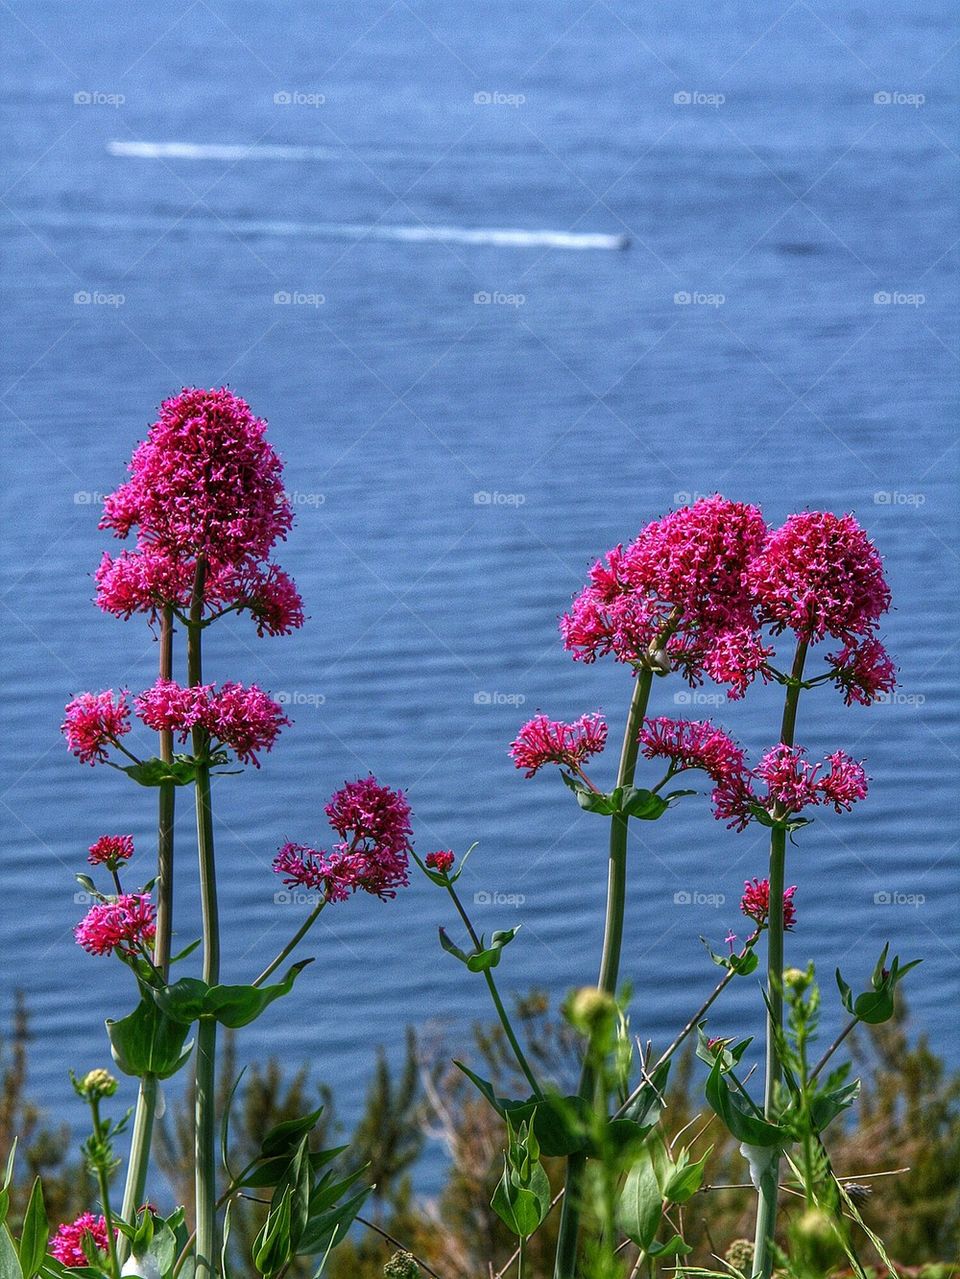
(383, 1251, 420, 1279)
(783, 966, 810, 992)
(76, 1068, 118, 1100)
(723, 1239, 754, 1273)
(790, 1208, 844, 1270)
(566, 986, 617, 1037)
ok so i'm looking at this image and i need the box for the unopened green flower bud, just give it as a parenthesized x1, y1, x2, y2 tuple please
(566, 986, 617, 1037)
(783, 966, 809, 992)
(76, 1068, 118, 1100)
(383, 1251, 420, 1279)
(791, 1208, 844, 1270)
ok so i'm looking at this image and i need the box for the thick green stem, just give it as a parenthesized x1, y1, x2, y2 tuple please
(753, 639, 807, 1278)
(120, 606, 176, 1241)
(189, 564, 220, 1279)
(446, 884, 543, 1099)
(553, 667, 654, 1279)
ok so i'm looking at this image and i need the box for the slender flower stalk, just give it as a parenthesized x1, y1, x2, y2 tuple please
(252, 900, 325, 988)
(120, 606, 176, 1241)
(553, 667, 654, 1279)
(753, 639, 807, 1276)
(87, 1095, 121, 1279)
(188, 560, 220, 1279)
(447, 881, 543, 1100)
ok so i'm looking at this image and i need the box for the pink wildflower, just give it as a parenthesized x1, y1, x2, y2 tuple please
(638, 717, 752, 826)
(75, 894, 156, 957)
(135, 678, 207, 735)
(88, 835, 134, 867)
(50, 1213, 114, 1267)
(740, 878, 798, 930)
(817, 750, 869, 812)
(510, 712, 607, 777)
(828, 637, 897, 706)
(426, 850, 455, 873)
(747, 511, 891, 643)
(754, 744, 868, 818)
(62, 690, 131, 765)
(101, 387, 292, 564)
(273, 778, 413, 901)
(561, 496, 769, 697)
(134, 679, 288, 766)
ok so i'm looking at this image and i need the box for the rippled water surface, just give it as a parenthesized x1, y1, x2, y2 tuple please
(1, 0, 958, 1185)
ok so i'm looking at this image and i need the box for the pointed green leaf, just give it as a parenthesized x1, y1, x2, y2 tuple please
(466, 927, 520, 973)
(705, 1055, 786, 1147)
(17, 1180, 47, 1279)
(106, 998, 194, 1079)
(618, 1149, 662, 1249)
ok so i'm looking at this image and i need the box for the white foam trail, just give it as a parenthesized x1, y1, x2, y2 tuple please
(9, 208, 630, 252)
(108, 140, 343, 162)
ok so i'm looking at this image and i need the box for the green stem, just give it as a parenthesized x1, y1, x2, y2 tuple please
(553, 667, 654, 1279)
(446, 884, 543, 1099)
(120, 606, 176, 1245)
(253, 900, 325, 988)
(90, 1099, 121, 1279)
(189, 563, 220, 1279)
(753, 639, 807, 1278)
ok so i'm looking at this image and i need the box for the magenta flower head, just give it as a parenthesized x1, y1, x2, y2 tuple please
(638, 717, 753, 826)
(510, 712, 608, 778)
(50, 1213, 115, 1267)
(101, 387, 292, 563)
(739, 744, 869, 826)
(740, 878, 798, 930)
(62, 690, 131, 765)
(561, 496, 769, 697)
(75, 893, 156, 957)
(828, 637, 897, 706)
(273, 777, 413, 902)
(88, 835, 134, 868)
(425, 850, 455, 874)
(747, 510, 891, 644)
(134, 678, 289, 766)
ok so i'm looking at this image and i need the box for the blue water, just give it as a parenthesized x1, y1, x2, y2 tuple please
(2, 0, 957, 1187)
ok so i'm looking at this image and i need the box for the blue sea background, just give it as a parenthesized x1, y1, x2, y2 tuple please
(1, 1, 957, 1190)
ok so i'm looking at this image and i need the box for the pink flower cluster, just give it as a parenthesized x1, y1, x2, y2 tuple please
(96, 388, 304, 634)
(135, 678, 289, 766)
(61, 690, 131, 765)
(561, 496, 770, 696)
(273, 777, 413, 902)
(509, 712, 608, 777)
(88, 834, 134, 867)
(75, 894, 156, 957)
(561, 498, 895, 704)
(50, 1213, 115, 1267)
(740, 878, 798, 930)
(636, 718, 868, 830)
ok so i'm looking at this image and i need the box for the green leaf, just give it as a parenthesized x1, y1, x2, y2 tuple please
(142, 1224, 177, 1279)
(239, 1147, 345, 1191)
(491, 1160, 551, 1238)
(276, 1138, 312, 1253)
(437, 928, 470, 965)
(152, 962, 312, 1029)
(705, 1055, 785, 1147)
(835, 967, 854, 1015)
(620, 787, 669, 820)
(466, 927, 520, 973)
(17, 1180, 47, 1279)
(259, 1108, 325, 1160)
(649, 1234, 691, 1258)
(619, 1060, 671, 1129)
(662, 1147, 712, 1204)
(253, 1185, 292, 1277)
(119, 756, 200, 787)
(106, 998, 194, 1079)
(169, 939, 202, 966)
(618, 1149, 662, 1249)
(296, 1186, 370, 1257)
(559, 772, 621, 814)
(0, 1225, 23, 1279)
(853, 989, 893, 1024)
(810, 1079, 861, 1132)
